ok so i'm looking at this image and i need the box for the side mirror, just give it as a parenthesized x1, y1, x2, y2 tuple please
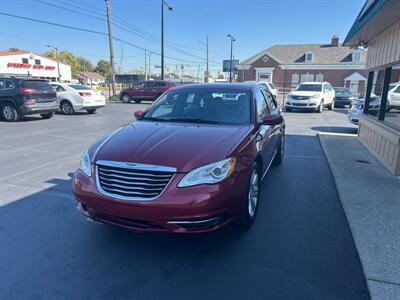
(134, 110, 144, 120)
(262, 114, 283, 126)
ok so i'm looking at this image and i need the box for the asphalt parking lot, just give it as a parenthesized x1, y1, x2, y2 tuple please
(0, 103, 370, 300)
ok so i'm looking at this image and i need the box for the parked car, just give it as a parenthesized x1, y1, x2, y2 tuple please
(387, 82, 400, 111)
(120, 80, 177, 104)
(50, 83, 106, 115)
(73, 83, 285, 233)
(285, 82, 335, 112)
(244, 81, 278, 97)
(333, 87, 356, 107)
(0, 77, 57, 122)
(348, 93, 380, 125)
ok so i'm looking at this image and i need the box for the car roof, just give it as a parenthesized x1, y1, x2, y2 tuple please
(173, 83, 258, 92)
(300, 81, 324, 85)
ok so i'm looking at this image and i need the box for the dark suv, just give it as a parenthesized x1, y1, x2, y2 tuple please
(120, 80, 177, 104)
(0, 77, 58, 121)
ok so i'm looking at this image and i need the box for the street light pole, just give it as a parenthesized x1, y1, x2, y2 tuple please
(161, 0, 174, 80)
(227, 34, 236, 83)
(199, 36, 209, 83)
(47, 45, 61, 81)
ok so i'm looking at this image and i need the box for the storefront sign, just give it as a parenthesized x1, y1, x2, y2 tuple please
(6, 62, 55, 71)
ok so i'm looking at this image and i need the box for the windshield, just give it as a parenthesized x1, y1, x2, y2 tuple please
(268, 83, 276, 89)
(295, 84, 322, 92)
(334, 87, 352, 94)
(142, 88, 251, 125)
(68, 84, 91, 90)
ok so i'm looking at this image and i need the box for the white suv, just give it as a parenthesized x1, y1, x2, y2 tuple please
(50, 83, 106, 115)
(285, 82, 335, 113)
(387, 82, 400, 112)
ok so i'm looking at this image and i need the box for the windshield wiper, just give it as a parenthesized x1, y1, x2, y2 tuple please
(141, 117, 169, 122)
(168, 118, 220, 124)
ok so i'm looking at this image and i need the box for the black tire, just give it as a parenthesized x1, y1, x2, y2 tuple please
(40, 112, 54, 119)
(239, 163, 260, 227)
(386, 101, 391, 112)
(120, 93, 131, 103)
(274, 130, 285, 165)
(60, 100, 74, 115)
(285, 107, 292, 112)
(328, 100, 334, 110)
(86, 109, 97, 114)
(1, 102, 20, 122)
(133, 98, 142, 104)
(317, 100, 324, 113)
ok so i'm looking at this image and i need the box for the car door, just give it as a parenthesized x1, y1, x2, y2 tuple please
(323, 84, 332, 104)
(390, 85, 400, 106)
(263, 90, 283, 152)
(145, 81, 158, 100)
(254, 89, 275, 174)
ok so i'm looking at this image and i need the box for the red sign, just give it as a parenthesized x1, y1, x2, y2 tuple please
(7, 62, 56, 71)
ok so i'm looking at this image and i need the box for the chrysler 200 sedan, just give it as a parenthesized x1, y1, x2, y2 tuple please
(73, 83, 285, 233)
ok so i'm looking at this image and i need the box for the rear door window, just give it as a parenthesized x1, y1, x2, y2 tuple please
(68, 85, 91, 90)
(256, 89, 268, 122)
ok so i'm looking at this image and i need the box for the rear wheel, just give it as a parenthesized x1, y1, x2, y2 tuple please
(1, 102, 20, 122)
(386, 101, 391, 112)
(121, 93, 131, 103)
(274, 131, 285, 165)
(240, 163, 260, 227)
(86, 109, 96, 114)
(40, 112, 54, 119)
(60, 100, 74, 115)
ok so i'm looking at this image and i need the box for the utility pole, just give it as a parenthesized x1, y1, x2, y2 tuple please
(144, 50, 148, 80)
(148, 52, 152, 80)
(161, 0, 174, 80)
(46, 45, 61, 81)
(199, 36, 209, 83)
(197, 65, 200, 83)
(227, 34, 236, 83)
(105, 0, 116, 96)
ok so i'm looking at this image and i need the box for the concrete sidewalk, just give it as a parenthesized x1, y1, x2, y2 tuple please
(319, 134, 400, 299)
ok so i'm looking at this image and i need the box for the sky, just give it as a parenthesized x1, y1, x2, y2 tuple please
(0, 0, 365, 77)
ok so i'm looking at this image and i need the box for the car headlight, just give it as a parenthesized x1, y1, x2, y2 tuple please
(178, 158, 236, 188)
(79, 150, 91, 177)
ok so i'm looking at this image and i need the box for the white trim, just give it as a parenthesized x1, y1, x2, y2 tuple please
(281, 64, 366, 70)
(240, 50, 283, 65)
(305, 52, 313, 62)
(255, 67, 274, 82)
(344, 72, 367, 81)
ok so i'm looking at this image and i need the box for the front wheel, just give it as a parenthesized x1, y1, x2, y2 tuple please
(317, 100, 324, 113)
(86, 109, 96, 114)
(133, 98, 142, 104)
(1, 102, 20, 122)
(274, 131, 285, 165)
(240, 164, 260, 227)
(40, 112, 54, 119)
(328, 100, 335, 110)
(121, 93, 131, 103)
(386, 101, 391, 112)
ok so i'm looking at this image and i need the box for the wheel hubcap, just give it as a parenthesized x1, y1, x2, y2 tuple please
(123, 95, 130, 102)
(4, 106, 15, 120)
(248, 169, 259, 218)
(62, 103, 71, 114)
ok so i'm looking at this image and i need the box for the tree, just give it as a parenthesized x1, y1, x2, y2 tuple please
(8, 47, 21, 52)
(76, 57, 94, 73)
(94, 60, 111, 79)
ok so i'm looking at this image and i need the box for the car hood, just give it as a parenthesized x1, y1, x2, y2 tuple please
(290, 91, 321, 97)
(93, 121, 252, 173)
(335, 92, 353, 97)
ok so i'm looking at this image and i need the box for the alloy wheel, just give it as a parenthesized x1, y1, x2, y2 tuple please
(248, 169, 259, 218)
(3, 105, 16, 120)
(61, 102, 73, 115)
(122, 94, 131, 103)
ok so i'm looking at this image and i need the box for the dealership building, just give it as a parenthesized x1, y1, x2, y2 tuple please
(0, 51, 71, 82)
(344, 0, 400, 176)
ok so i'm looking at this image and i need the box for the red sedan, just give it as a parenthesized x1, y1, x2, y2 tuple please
(73, 83, 285, 233)
(120, 80, 176, 104)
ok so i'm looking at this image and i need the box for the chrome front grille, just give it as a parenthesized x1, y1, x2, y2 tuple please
(96, 160, 176, 201)
(291, 95, 310, 100)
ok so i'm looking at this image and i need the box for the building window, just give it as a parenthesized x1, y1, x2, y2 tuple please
(35, 59, 41, 65)
(305, 52, 313, 62)
(316, 73, 324, 82)
(292, 73, 299, 85)
(352, 51, 361, 62)
(300, 73, 314, 82)
(22, 58, 29, 64)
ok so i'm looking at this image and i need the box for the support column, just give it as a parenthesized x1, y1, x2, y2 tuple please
(364, 71, 374, 114)
(378, 67, 392, 121)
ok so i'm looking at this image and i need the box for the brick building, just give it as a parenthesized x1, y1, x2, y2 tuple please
(238, 36, 368, 98)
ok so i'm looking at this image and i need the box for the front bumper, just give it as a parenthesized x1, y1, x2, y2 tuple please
(348, 107, 363, 125)
(285, 101, 319, 110)
(73, 168, 249, 233)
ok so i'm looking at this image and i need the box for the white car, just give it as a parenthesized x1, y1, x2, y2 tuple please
(348, 94, 380, 125)
(244, 81, 278, 97)
(285, 82, 335, 113)
(50, 83, 106, 115)
(387, 82, 400, 111)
